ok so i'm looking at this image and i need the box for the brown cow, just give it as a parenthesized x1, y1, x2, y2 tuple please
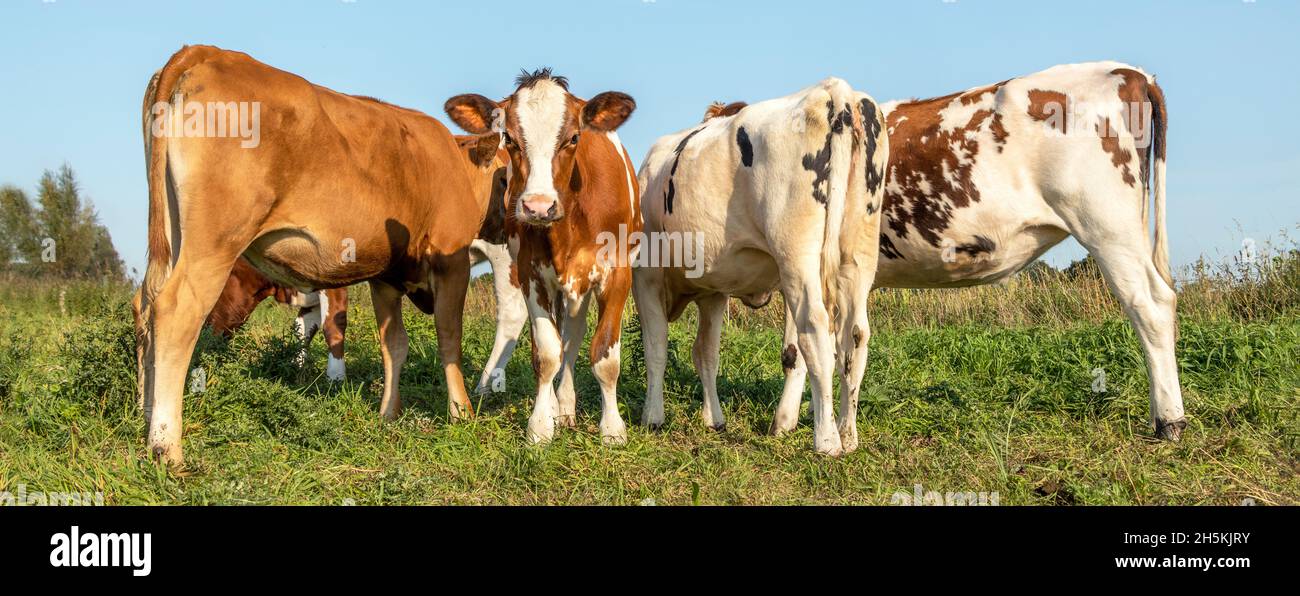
(206, 258, 350, 380)
(133, 45, 501, 465)
(202, 138, 516, 388)
(446, 69, 640, 445)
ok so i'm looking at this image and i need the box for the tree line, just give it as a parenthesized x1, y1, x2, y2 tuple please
(1, 164, 125, 282)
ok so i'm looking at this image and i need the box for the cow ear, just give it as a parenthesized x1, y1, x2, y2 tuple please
(469, 133, 502, 168)
(582, 92, 636, 132)
(444, 94, 500, 134)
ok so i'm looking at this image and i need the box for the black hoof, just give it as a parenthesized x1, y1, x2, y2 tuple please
(709, 423, 727, 433)
(1155, 418, 1187, 442)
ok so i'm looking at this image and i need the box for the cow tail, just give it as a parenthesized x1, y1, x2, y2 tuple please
(141, 46, 221, 309)
(1148, 78, 1173, 290)
(141, 66, 173, 309)
(813, 78, 857, 334)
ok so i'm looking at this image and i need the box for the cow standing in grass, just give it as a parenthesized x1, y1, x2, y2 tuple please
(634, 79, 889, 455)
(446, 69, 640, 445)
(134, 45, 504, 465)
(201, 136, 521, 392)
(771, 62, 1187, 440)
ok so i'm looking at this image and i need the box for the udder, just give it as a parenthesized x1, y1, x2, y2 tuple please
(245, 227, 377, 290)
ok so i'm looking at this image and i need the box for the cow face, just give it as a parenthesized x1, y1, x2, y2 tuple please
(446, 69, 635, 227)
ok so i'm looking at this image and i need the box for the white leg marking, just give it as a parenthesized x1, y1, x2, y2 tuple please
(474, 242, 527, 395)
(526, 294, 563, 444)
(593, 341, 627, 445)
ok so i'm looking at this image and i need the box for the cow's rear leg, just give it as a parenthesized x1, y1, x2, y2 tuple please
(554, 294, 591, 429)
(692, 294, 727, 431)
(370, 281, 408, 421)
(835, 273, 874, 454)
(144, 251, 241, 466)
(632, 269, 670, 430)
(780, 265, 842, 456)
(591, 267, 632, 445)
(1068, 220, 1185, 439)
(433, 250, 474, 421)
(771, 298, 807, 436)
(474, 242, 527, 395)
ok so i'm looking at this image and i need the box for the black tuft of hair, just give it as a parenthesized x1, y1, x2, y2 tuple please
(515, 67, 569, 91)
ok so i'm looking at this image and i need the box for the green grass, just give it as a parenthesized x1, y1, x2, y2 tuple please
(0, 270, 1297, 505)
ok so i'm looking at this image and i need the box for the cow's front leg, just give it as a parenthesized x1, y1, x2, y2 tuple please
(526, 289, 563, 444)
(554, 294, 591, 429)
(321, 289, 348, 382)
(473, 241, 527, 395)
(293, 293, 322, 368)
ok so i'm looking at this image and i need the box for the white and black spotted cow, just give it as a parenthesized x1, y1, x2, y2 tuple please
(634, 78, 890, 455)
(770, 62, 1187, 440)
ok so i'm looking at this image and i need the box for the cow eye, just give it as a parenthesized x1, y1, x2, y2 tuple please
(569, 133, 581, 146)
(502, 132, 515, 147)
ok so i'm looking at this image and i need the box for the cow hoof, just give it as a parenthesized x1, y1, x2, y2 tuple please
(326, 357, 346, 382)
(1155, 418, 1187, 442)
(641, 413, 665, 431)
(769, 419, 798, 437)
(709, 423, 727, 433)
(527, 415, 555, 445)
(150, 444, 182, 468)
(602, 432, 628, 447)
(601, 417, 628, 446)
(816, 446, 845, 458)
(557, 415, 577, 429)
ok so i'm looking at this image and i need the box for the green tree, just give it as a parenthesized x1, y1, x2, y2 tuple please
(0, 165, 124, 281)
(1063, 254, 1101, 281)
(1018, 259, 1058, 282)
(1, 185, 41, 268)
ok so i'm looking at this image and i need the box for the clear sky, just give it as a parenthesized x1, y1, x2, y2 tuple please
(2, 0, 1297, 279)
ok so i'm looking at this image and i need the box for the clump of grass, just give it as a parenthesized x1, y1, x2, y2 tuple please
(52, 299, 139, 417)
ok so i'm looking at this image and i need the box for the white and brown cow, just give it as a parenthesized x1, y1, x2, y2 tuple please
(635, 78, 890, 455)
(446, 69, 641, 445)
(134, 45, 503, 465)
(771, 61, 1186, 440)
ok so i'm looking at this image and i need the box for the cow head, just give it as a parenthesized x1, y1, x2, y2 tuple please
(446, 68, 635, 227)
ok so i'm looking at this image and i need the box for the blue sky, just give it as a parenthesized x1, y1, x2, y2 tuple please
(2, 0, 1297, 279)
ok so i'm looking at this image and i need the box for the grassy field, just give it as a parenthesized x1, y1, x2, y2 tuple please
(1, 247, 1297, 505)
